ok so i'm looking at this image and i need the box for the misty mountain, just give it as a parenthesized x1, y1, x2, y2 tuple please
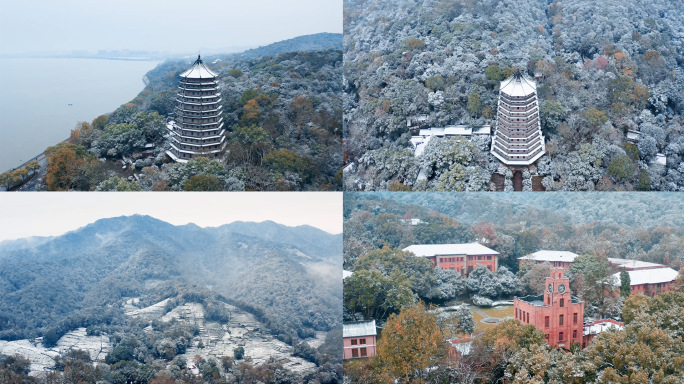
(0, 216, 342, 341)
(238, 32, 342, 60)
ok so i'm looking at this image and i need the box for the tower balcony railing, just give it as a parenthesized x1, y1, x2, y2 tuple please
(175, 98, 222, 106)
(176, 116, 222, 124)
(178, 85, 218, 92)
(176, 105, 222, 113)
(498, 114, 539, 125)
(498, 98, 537, 110)
(180, 79, 218, 86)
(176, 92, 221, 100)
(176, 111, 222, 119)
(498, 107, 539, 119)
(498, 119, 539, 131)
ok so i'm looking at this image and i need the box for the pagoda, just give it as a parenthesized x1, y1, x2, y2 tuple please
(166, 55, 225, 162)
(490, 71, 545, 165)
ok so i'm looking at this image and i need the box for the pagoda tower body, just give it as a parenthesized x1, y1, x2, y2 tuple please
(166, 55, 225, 162)
(490, 72, 545, 165)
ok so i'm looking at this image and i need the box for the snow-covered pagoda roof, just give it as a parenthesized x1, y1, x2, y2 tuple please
(404, 243, 499, 257)
(499, 72, 536, 97)
(519, 250, 579, 262)
(180, 55, 218, 79)
(343, 320, 377, 338)
(612, 267, 679, 286)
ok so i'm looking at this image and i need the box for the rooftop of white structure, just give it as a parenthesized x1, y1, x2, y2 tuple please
(343, 270, 354, 279)
(499, 71, 537, 97)
(607, 258, 664, 269)
(583, 319, 624, 336)
(612, 267, 679, 286)
(404, 243, 499, 257)
(343, 320, 377, 338)
(180, 55, 218, 79)
(519, 250, 579, 262)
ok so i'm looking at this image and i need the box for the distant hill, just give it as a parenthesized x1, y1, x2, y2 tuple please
(238, 32, 342, 60)
(0, 216, 341, 341)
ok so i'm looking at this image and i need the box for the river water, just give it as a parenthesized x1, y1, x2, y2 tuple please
(0, 58, 161, 171)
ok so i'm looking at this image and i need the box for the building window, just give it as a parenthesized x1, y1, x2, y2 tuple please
(573, 330, 577, 339)
(547, 296, 550, 305)
(560, 298, 564, 308)
(360, 347, 367, 357)
(515, 308, 518, 318)
(573, 313, 578, 324)
(559, 315, 564, 326)
(545, 316, 549, 328)
(526, 313, 529, 323)
(359, 338, 366, 345)
(352, 349, 358, 358)
(351, 339, 357, 345)
(559, 332, 563, 341)
(487, 256, 491, 260)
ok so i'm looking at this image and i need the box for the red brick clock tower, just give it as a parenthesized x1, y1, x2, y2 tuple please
(514, 268, 584, 348)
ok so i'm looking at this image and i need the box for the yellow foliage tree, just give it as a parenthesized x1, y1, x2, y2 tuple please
(377, 302, 445, 383)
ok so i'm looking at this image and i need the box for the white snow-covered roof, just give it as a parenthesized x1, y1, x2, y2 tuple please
(343, 270, 353, 279)
(404, 243, 499, 257)
(608, 258, 664, 270)
(343, 320, 376, 338)
(655, 153, 667, 165)
(444, 125, 471, 136)
(626, 130, 641, 141)
(448, 337, 473, 355)
(583, 320, 623, 336)
(472, 125, 491, 135)
(180, 56, 218, 79)
(499, 73, 536, 97)
(519, 250, 579, 262)
(613, 267, 679, 286)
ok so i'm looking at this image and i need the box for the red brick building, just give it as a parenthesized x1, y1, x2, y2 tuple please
(343, 320, 377, 360)
(613, 267, 679, 297)
(403, 243, 499, 275)
(514, 268, 584, 348)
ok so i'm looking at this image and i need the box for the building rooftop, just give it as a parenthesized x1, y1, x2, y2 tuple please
(499, 72, 537, 97)
(404, 243, 499, 257)
(343, 320, 377, 338)
(607, 258, 664, 270)
(180, 55, 218, 79)
(612, 267, 679, 286)
(516, 294, 582, 306)
(583, 319, 624, 336)
(519, 250, 579, 263)
(343, 270, 354, 279)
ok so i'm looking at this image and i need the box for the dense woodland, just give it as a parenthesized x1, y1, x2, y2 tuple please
(343, 0, 684, 191)
(18, 33, 343, 191)
(344, 193, 684, 321)
(343, 193, 684, 383)
(0, 217, 342, 383)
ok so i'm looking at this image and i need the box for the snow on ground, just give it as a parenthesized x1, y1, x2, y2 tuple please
(138, 300, 318, 374)
(0, 328, 112, 375)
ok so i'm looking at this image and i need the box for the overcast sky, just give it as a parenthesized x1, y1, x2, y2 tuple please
(0, 0, 342, 55)
(0, 192, 342, 242)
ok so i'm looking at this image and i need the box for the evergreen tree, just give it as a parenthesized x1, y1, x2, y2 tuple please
(620, 268, 631, 297)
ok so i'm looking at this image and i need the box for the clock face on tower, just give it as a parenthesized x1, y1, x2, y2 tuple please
(558, 284, 566, 293)
(548, 284, 553, 292)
